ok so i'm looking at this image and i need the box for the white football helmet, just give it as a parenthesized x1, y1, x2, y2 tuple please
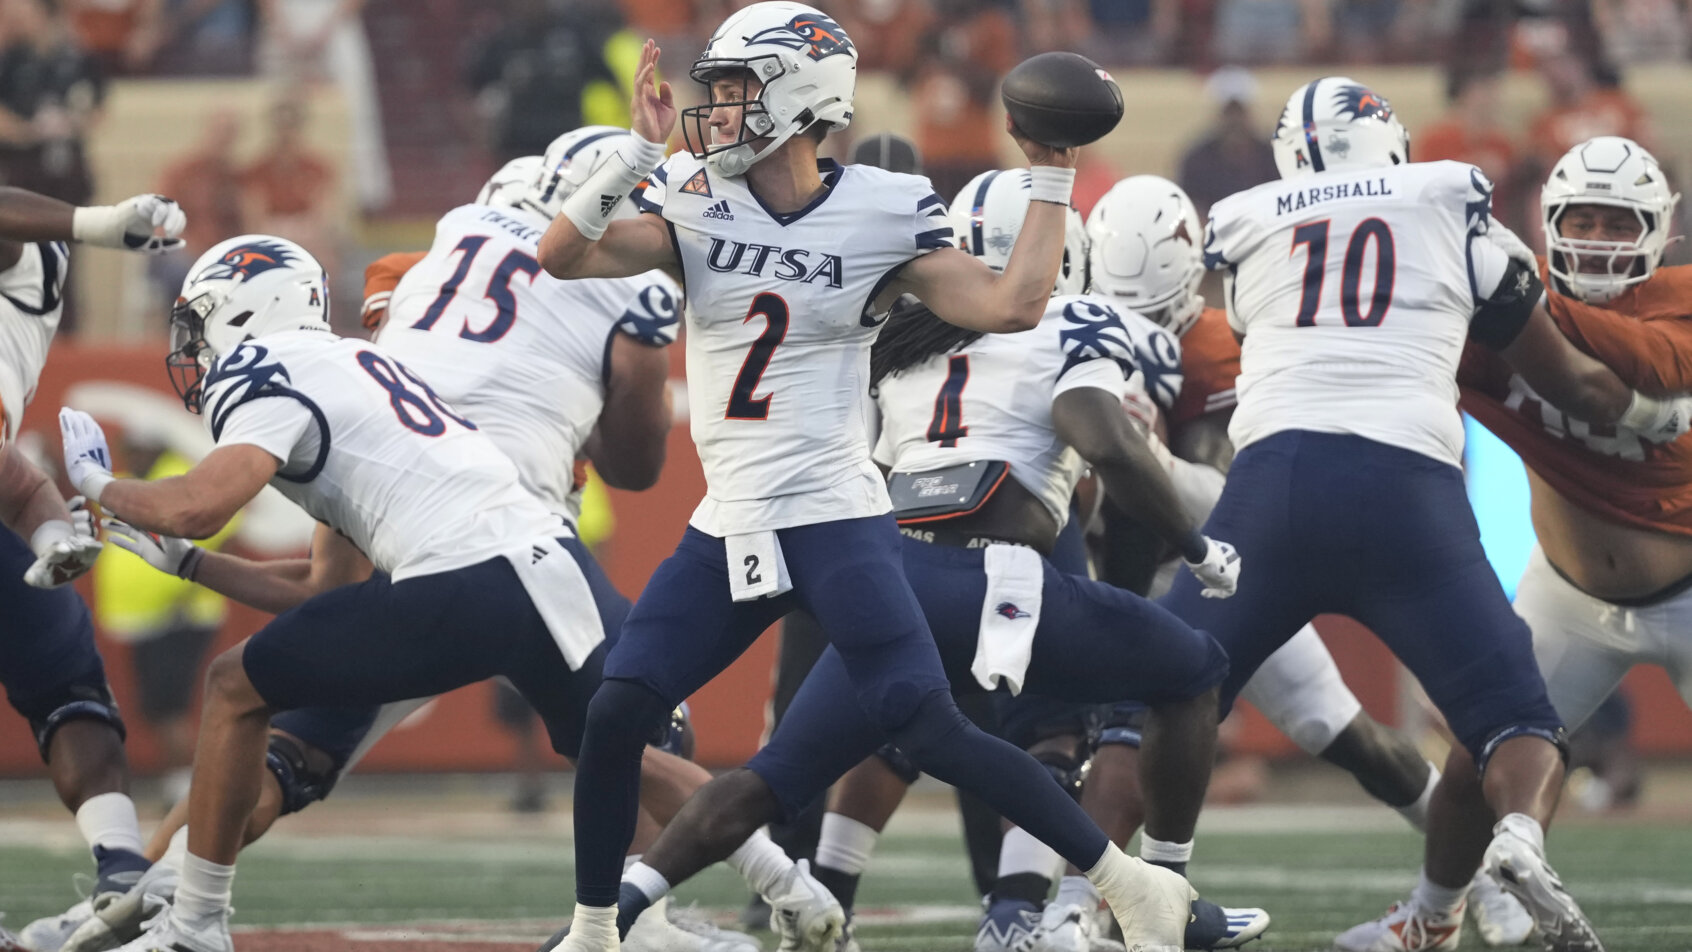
(1086, 175, 1205, 337)
(684, 1, 857, 176)
(1271, 76, 1409, 179)
(531, 126, 649, 221)
(476, 154, 547, 213)
(949, 169, 1087, 297)
(1542, 136, 1681, 303)
(168, 235, 329, 412)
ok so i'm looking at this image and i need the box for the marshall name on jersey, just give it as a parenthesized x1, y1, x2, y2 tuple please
(377, 203, 681, 516)
(634, 152, 952, 536)
(201, 330, 562, 580)
(875, 294, 1183, 528)
(1204, 160, 1513, 467)
(1460, 264, 1692, 535)
(0, 241, 68, 444)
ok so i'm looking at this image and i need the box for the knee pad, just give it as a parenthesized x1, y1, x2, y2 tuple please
(266, 733, 341, 816)
(1033, 746, 1089, 801)
(656, 701, 696, 760)
(32, 685, 126, 763)
(585, 678, 674, 752)
(873, 742, 922, 785)
(1478, 725, 1570, 776)
(1090, 703, 1146, 752)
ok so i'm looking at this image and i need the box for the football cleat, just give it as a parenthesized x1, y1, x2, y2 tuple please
(651, 899, 763, 952)
(18, 896, 95, 952)
(61, 862, 179, 952)
(3, 914, 29, 952)
(107, 911, 230, 952)
(1030, 899, 1122, 952)
(833, 913, 860, 952)
(1468, 869, 1534, 947)
(1484, 828, 1603, 952)
(1333, 899, 1464, 952)
(765, 860, 843, 952)
(1191, 904, 1269, 949)
(976, 897, 1042, 952)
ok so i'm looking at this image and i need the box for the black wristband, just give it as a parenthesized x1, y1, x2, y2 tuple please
(1178, 528, 1209, 564)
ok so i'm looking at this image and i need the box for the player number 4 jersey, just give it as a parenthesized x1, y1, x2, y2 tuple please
(1204, 161, 1514, 467)
(636, 153, 952, 536)
(200, 330, 562, 581)
(875, 294, 1183, 527)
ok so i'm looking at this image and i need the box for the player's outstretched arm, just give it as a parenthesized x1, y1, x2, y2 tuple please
(107, 520, 374, 614)
(1498, 304, 1689, 437)
(0, 188, 185, 264)
(894, 121, 1079, 333)
(590, 333, 673, 491)
(0, 442, 76, 543)
(537, 39, 676, 282)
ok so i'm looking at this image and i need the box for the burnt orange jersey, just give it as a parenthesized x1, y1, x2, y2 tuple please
(1458, 263, 1692, 536)
(361, 251, 427, 330)
(1169, 307, 1241, 428)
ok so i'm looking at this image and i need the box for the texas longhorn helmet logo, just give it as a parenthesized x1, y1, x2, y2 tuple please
(199, 239, 300, 282)
(750, 12, 854, 60)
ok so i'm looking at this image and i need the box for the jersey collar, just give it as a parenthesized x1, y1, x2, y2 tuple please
(746, 159, 844, 227)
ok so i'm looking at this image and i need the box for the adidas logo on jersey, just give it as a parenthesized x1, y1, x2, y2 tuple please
(702, 200, 734, 221)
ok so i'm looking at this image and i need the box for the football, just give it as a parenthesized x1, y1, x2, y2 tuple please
(1000, 52, 1125, 149)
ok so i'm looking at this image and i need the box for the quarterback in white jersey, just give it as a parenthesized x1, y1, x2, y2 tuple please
(0, 187, 188, 952)
(533, 7, 1224, 951)
(1166, 77, 1692, 952)
(57, 235, 635, 952)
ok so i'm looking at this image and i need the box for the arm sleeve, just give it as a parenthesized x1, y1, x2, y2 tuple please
(1550, 293, 1692, 393)
(1468, 257, 1544, 351)
(630, 159, 670, 216)
(213, 396, 316, 469)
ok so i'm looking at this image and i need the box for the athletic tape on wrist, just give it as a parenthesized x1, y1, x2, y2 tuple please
(1028, 166, 1076, 206)
(561, 134, 667, 241)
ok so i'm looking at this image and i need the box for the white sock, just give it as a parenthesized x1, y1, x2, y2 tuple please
(815, 813, 879, 875)
(1494, 812, 1546, 852)
(1054, 874, 1100, 910)
(569, 904, 617, 945)
(75, 792, 145, 855)
(998, 826, 1064, 882)
(1138, 834, 1193, 868)
(1412, 868, 1466, 916)
(1396, 761, 1441, 833)
(727, 828, 797, 896)
(623, 861, 672, 904)
(157, 826, 189, 878)
(173, 853, 235, 929)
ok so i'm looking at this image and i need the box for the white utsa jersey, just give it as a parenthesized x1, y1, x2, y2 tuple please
(635, 152, 951, 535)
(201, 330, 563, 581)
(378, 203, 680, 515)
(0, 242, 67, 444)
(874, 295, 1182, 526)
(1205, 161, 1512, 467)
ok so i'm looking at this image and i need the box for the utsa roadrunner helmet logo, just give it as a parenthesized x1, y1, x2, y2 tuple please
(994, 602, 1031, 620)
(750, 13, 854, 60)
(200, 239, 301, 282)
(1334, 84, 1393, 123)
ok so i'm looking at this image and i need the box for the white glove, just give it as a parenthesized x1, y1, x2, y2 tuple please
(104, 518, 204, 579)
(1184, 535, 1241, 599)
(58, 408, 115, 502)
(71, 194, 187, 253)
(22, 497, 102, 589)
(1619, 391, 1692, 444)
(1483, 219, 1538, 273)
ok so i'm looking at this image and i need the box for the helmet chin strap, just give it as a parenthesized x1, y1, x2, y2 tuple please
(708, 120, 807, 178)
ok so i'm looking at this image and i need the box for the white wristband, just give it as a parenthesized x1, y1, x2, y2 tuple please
(1028, 166, 1076, 206)
(80, 470, 114, 506)
(560, 133, 668, 241)
(28, 519, 73, 558)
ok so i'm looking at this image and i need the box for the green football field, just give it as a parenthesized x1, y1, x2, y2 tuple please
(3, 778, 1691, 952)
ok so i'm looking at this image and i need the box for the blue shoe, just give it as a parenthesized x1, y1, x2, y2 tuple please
(977, 897, 1042, 952)
(1183, 898, 1269, 949)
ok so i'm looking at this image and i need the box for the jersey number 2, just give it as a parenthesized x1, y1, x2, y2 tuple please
(725, 293, 789, 420)
(412, 235, 542, 343)
(1290, 218, 1395, 328)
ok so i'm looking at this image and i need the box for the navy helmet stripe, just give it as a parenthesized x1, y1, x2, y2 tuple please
(970, 170, 1003, 257)
(1302, 81, 1325, 173)
(564, 129, 624, 159)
